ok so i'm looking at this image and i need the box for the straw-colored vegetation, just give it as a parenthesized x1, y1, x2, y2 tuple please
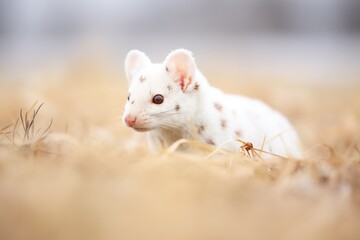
(0, 57, 359, 240)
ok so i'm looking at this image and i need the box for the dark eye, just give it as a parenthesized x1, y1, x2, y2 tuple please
(152, 94, 164, 104)
(127, 94, 130, 101)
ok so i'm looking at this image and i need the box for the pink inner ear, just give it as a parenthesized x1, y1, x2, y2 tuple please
(177, 68, 191, 91)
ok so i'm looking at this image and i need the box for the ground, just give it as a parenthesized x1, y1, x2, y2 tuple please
(0, 57, 359, 240)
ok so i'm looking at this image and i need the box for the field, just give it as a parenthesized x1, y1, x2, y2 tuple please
(0, 57, 360, 240)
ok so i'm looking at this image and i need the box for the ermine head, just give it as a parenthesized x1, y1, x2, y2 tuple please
(122, 49, 199, 132)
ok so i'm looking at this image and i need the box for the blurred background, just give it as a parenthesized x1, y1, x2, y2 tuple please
(0, 0, 359, 84)
(1, 2, 360, 240)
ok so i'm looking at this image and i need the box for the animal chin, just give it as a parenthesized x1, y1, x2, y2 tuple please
(132, 127, 153, 132)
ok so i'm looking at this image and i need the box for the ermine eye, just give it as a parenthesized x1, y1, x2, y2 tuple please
(152, 94, 164, 104)
(127, 94, 130, 101)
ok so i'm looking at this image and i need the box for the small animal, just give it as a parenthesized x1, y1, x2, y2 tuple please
(122, 49, 302, 158)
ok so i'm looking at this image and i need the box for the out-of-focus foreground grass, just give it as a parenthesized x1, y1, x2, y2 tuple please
(0, 56, 360, 240)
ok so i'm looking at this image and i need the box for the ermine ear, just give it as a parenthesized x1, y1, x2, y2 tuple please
(164, 49, 196, 92)
(125, 50, 151, 83)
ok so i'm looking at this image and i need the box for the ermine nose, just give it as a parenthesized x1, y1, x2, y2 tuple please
(125, 115, 137, 127)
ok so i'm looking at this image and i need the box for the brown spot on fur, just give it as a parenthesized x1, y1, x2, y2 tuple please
(139, 75, 146, 82)
(214, 103, 222, 112)
(175, 104, 180, 111)
(167, 85, 172, 91)
(206, 139, 215, 145)
(194, 82, 200, 91)
(166, 66, 169, 72)
(235, 130, 242, 137)
(221, 119, 227, 128)
(197, 125, 205, 134)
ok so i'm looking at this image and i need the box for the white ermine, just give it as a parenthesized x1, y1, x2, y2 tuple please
(122, 49, 302, 158)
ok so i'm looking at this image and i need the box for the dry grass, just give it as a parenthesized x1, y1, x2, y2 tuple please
(0, 57, 360, 240)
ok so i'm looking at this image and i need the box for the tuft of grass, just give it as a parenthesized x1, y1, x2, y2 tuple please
(0, 102, 53, 155)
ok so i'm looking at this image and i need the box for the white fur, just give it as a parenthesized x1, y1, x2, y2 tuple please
(122, 49, 302, 158)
